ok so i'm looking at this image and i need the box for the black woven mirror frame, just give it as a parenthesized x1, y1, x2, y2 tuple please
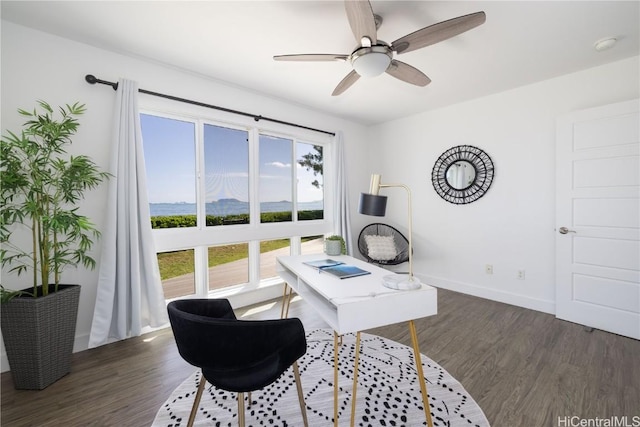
(431, 145, 495, 205)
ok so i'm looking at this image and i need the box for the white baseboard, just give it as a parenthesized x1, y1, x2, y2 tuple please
(418, 273, 556, 315)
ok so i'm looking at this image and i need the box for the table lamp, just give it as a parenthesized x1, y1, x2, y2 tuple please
(358, 174, 421, 290)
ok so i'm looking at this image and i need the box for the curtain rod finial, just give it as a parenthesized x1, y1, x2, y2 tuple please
(85, 74, 118, 90)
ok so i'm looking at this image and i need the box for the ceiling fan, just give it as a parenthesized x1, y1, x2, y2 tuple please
(273, 1, 486, 96)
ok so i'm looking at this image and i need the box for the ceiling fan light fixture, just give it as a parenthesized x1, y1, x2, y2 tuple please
(351, 47, 392, 77)
(275, 1, 487, 95)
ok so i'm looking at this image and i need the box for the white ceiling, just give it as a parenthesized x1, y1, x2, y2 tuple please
(2, 1, 639, 125)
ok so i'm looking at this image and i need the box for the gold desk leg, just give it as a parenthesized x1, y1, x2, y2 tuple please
(280, 284, 288, 318)
(285, 286, 294, 318)
(409, 320, 433, 427)
(333, 331, 339, 427)
(349, 332, 361, 427)
(280, 284, 294, 319)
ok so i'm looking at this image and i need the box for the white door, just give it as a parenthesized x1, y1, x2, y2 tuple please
(556, 98, 640, 339)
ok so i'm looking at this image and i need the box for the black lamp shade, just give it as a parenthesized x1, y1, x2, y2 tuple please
(359, 193, 388, 216)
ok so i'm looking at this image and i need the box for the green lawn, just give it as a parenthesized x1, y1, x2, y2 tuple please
(157, 236, 320, 280)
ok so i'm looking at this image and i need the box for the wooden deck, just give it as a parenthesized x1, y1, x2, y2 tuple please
(162, 238, 325, 299)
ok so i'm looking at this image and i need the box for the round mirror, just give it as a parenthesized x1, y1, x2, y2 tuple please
(432, 145, 495, 204)
(445, 160, 476, 190)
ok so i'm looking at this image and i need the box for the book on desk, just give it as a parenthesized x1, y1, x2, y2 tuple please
(303, 259, 371, 279)
(303, 259, 344, 269)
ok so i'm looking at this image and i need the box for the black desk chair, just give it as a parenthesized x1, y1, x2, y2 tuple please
(167, 299, 308, 427)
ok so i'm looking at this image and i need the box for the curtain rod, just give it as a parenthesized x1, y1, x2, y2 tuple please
(84, 74, 336, 137)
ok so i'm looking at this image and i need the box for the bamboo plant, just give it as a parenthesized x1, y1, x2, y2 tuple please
(0, 101, 109, 299)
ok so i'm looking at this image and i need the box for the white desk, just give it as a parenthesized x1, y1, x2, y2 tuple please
(276, 254, 437, 427)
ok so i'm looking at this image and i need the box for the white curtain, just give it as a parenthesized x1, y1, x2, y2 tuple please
(333, 131, 353, 255)
(89, 79, 168, 348)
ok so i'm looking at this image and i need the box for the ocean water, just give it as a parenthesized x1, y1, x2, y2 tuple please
(150, 199, 323, 216)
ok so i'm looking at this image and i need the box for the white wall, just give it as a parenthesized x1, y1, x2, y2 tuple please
(365, 56, 639, 313)
(3, 18, 638, 373)
(0, 21, 370, 371)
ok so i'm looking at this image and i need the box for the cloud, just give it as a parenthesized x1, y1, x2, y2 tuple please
(266, 161, 291, 168)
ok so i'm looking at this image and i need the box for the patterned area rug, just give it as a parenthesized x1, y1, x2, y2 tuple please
(152, 329, 489, 427)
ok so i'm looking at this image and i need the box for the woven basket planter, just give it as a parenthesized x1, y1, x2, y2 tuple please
(1, 284, 80, 390)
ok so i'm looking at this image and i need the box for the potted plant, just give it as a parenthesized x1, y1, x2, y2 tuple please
(0, 100, 108, 389)
(324, 235, 346, 256)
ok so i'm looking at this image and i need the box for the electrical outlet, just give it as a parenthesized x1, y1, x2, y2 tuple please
(485, 264, 493, 274)
(517, 270, 525, 280)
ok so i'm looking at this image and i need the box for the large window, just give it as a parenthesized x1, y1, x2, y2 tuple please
(297, 143, 324, 220)
(204, 124, 250, 226)
(141, 114, 196, 225)
(157, 249, 195, 299)
(260, 239, 291, 281)
(208, 243, 249, 291)
(260, 135, 292, 223)
(141, 111, 332, 299)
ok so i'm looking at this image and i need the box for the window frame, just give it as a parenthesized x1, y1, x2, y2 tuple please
(139, 101, 334, 299)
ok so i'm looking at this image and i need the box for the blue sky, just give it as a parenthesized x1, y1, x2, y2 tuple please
(141, 114, 323, 204)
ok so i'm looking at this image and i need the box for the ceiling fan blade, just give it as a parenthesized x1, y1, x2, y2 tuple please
(386, 60, 431, 87)
(344, 0, 377, 45)
(332, 70, 361, 96)
(273, 54, 349, 62)
(391, 11, 486, 55)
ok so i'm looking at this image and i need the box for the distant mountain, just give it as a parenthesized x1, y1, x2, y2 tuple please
(208, 198, 249, 215)
(214, 198, 242, 203)
(150, 199, 323, 216)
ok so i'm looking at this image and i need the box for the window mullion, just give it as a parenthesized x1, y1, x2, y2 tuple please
(249, 128, 260, 226)
(196, 119, 206, 229)
(194, 246, 209, 296)
(292, 138, 298, 223)
(194, 121, 209, 295)
(248, 128, 261, 284)
(290, 236, 301, 255)
(248, 240, 261, 284)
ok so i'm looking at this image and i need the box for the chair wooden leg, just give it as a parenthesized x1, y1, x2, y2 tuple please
(237, 392, 245, 427)
(188, 373, 207, 427)
(293, 361, 309, 427)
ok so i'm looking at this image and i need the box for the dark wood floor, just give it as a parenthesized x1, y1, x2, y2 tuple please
(2, 288, 639, 427)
